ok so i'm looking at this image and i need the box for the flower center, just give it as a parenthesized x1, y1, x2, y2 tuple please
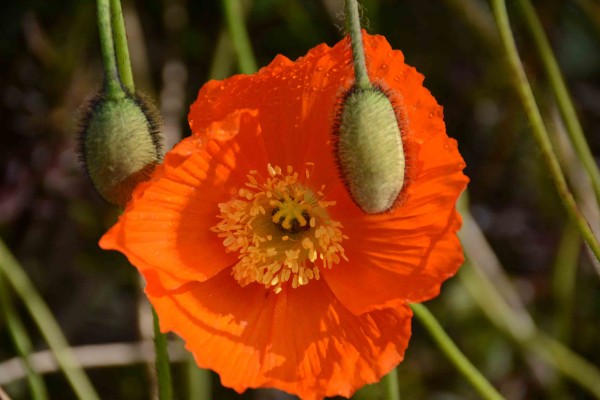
(211, 164, 348, 293)
(271, 195, 311, 234)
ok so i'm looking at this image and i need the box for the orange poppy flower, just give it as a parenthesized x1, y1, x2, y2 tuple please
(100, 33, 468, 399)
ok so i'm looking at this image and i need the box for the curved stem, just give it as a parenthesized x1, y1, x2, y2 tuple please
(381, 367, 401, 400)
(97, 0, 123, 99)
(0, 239, 100, 400)
(187, 356, 212, 400)
(515, 0, 600, 205)
(490, 0, 600, 266)
(222, 0, 257, 74)
(344, 0, 372, 89)
(0, 274, 48, 400)
(410, 303, 505, 400)
(460, 259, 600, 398)
(551, 222, 580, 342)
(410, 303, 504, 400)
(109, 0, 134, 91)
(152, 307, 173, 400)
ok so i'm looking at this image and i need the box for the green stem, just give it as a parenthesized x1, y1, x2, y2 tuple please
(461, 194, 600, 397)
(109, 0, 134, 91)
(490, 0, 600, 265)
(0, 273, 48, 400)
(208, 30, 235, 80)
(381, 367, 401, 400)
(410, 303, 505, 400)
(0, 239, 100, 400)
(222, 0, 257, 74)
(528, 332, 600, 399)
(460, 261, 600, 398)
(97, 0, 123, 99)
(344, 0, 372, 90)
(551, 222, 580, 342)
(187, 356, 212, 400)
(152, 307, 173, 400)
(515, 0, 600, 204)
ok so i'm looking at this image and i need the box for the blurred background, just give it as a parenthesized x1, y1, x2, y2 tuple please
(1, 0, 599, 399)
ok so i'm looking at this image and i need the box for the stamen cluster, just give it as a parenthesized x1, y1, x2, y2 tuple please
(211, 164, 348, 293)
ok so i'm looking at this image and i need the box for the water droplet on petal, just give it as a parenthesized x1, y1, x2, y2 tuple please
(444, 139, 458, 152)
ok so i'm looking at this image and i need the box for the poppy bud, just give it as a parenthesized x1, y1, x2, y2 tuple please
(79, 91, 163, 207)
(334, 87, 405, 213)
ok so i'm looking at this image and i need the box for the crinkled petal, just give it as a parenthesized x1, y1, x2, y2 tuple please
(149, 269, 412, 400)
(324, 133, 467, 314)
(189, 44, 355, 192)
(310, 36, 468, 314)
(100, 109, 268, 291)
(100, 32, 468, 400)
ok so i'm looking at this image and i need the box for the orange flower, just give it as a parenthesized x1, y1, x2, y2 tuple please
(100, 33, 468, 399)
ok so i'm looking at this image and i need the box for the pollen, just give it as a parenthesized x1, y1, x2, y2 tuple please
(211, 164, 348, 292)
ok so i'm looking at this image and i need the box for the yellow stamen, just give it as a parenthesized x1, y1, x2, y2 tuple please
(211, 164, 347, 292)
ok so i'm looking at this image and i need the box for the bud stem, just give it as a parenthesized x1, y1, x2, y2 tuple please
(110, 0, 135, 91)
(345, 0, 372, 90)
(97, 0, 124, 99)
(222, 0, 257, 74)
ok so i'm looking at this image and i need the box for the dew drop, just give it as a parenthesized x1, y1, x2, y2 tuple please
(428, 112, 434, 119)
(443, 139, 458, 152)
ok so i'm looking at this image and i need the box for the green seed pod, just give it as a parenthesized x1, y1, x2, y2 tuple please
(79, 91, 163, 207)
(334, 87, 405, 213)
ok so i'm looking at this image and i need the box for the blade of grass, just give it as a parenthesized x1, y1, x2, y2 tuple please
(459, 196, 600, 399)
(515, 0, 600, 205)
(0, 239, 100, 400)
(459, 194, 600, 397)
(0, 274, 48, 400)
(410, 303, 505, 400)
(222, 0, 257, 74)
(551, 222, 580, 342)
(490, 0, 600, 268)
(459, 260, 600, 398)
(208, 30, 235, 80)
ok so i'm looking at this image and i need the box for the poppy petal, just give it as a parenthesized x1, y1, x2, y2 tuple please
(100, 109, 269, 291)
(101, 32, 467, 398)
(150, 269, 412, 400)
(308, 34, 468, 314)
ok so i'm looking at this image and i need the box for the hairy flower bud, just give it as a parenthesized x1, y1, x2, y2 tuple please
(334, 87, 405, 213)
(79, 91, 163, 207)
